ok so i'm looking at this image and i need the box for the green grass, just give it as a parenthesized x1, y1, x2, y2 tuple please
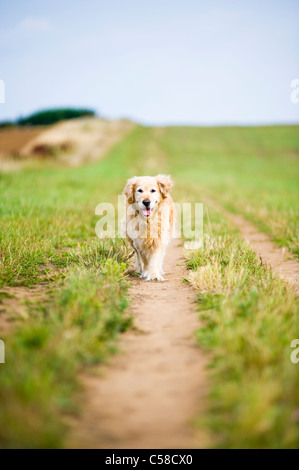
(0, 123, 298, 448)
(0, 241, 132, 448)
(185, 208, 299, 448)
(0, 130, 140, 448)
(1, 125, 298, 287)
(154, 125, 299, 256)
(0, 127, 142, 287)
(187, 209, 299, 448)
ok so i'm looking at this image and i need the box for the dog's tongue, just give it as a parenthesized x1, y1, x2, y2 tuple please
(142, 208, 151, 217)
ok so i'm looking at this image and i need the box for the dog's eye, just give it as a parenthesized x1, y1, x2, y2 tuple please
(151, 189, 156, 193)
(137, 189, 143, 193)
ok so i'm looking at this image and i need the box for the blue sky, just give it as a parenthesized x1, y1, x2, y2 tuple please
(0, 0, 298, 125)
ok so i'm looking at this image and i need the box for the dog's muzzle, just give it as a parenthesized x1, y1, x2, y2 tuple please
(142, 199, 152, 217)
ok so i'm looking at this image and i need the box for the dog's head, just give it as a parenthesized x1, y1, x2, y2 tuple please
(123, 175, 173, 218)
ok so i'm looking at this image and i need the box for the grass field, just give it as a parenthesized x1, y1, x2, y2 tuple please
(0, 124, 298, 448)
(156, 125, 299, 257)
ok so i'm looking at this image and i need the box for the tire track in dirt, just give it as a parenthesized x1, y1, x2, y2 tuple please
(204, 197, 299, 294)
(67, 240, 208, 449)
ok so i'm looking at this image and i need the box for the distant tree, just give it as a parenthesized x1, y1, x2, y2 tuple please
(16, 108, 96, 126)
(0, 121, 15, 129)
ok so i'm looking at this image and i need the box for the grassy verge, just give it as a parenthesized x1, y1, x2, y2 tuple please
(0, 239, 132, 448)
(185, 208, 299, 449)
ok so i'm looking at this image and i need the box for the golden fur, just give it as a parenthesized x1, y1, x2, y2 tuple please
(123, 175, 175, 281)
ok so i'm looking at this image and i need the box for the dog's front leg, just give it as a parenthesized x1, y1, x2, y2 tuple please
(159, 241, 169, 275)
(135, 250, 144, 275)
(132, 243, 143, 275)
(145, 247, 165, 281)
(140, 255, 149, 279)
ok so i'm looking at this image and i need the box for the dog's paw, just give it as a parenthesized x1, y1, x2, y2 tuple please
(145, 272, 165, 282)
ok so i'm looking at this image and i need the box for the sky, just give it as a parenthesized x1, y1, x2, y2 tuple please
(0, 0, 298, 125)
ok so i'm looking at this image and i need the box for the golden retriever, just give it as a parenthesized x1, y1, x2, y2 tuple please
(123, 175, 175, 281)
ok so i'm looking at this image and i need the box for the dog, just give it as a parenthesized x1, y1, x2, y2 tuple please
(123, 175, 175, 281)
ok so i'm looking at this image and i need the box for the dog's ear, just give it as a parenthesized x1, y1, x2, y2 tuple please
(156, 175, 173, 198)
(123, 177, 138, 204)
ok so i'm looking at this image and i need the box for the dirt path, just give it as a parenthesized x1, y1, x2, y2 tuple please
(67, 240, 208, 449)
(205, 197, 299, 294)
(227, 213, 299, 293)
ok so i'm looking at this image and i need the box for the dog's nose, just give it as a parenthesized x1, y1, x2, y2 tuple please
(143, 199, 151, 208)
